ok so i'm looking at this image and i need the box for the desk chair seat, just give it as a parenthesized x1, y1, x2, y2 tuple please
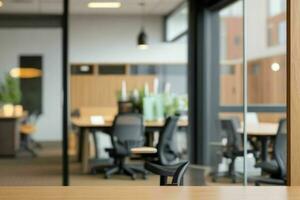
(145, 161, 183, 177)
(255, 160, 279, 176)
(145, 161, 189, 186)
(103, 113, 147, 180)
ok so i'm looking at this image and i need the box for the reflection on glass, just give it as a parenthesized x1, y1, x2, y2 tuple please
(219, 1, 243, 106)
(220, 0, 286, 106)
(216, 0, 287, 186)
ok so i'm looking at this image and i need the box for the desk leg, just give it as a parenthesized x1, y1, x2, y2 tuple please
(82, 128, 91, 174)
(77, 128, 84, 162)
(260, 137, 269, 162)
(145, 131, 152, 146)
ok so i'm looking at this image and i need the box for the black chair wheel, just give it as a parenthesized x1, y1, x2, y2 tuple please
(131, 175, 136, 180)
(104, 174, 110, 179)
(212, 177, 217, 182)
(91, 168, 97, 175)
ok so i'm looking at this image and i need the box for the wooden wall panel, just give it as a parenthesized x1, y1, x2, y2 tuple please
(70, 75, 155, 110)
(288, 0, 300, 186)
(219, 112, 286, 123)
(220, 64, 243, 104)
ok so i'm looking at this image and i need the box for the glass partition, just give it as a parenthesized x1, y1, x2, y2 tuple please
(216, 0, 287, 186)
(68, 0, 189, 186)
(0, 1, 63, 186)
(165, 3, 188, 42)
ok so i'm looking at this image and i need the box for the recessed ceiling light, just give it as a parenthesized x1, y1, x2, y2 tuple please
(88, 2, 121, 8)
(0, 1, 3, 7)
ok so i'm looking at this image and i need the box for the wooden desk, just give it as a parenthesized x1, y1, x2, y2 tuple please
(237, 122, 279, 161)
(237, 123, 278, 136)
(0, 186, 298, 200)
(71, 117, 188, 173)
(0, 114, 26, 157)
(71, 117, 188, 128)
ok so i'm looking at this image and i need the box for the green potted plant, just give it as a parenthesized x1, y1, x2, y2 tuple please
(0, 74, 22, 116)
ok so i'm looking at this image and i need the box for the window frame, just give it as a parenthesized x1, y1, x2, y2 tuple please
(164, 2, 188, 42)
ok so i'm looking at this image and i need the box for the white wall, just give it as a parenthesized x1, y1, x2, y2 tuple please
(0, 29, 62, 141)
(70, 15, 187, 63)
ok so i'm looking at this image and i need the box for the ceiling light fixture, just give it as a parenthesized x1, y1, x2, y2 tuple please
(270, 62, 281, 72)
(0, 1, 3, 7)
(137, 1, 148, 50)
(10, 68, 42, 79)
(137, 30, 148, 50)
(88, 2, 121, 8)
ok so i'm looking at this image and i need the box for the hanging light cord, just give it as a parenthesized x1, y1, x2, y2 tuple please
(140, 0, 145, 30)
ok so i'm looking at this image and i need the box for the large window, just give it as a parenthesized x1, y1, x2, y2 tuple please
(219, 0, 286, 107)
(267, 0, 286, 47)
(165, 3, 188, 42)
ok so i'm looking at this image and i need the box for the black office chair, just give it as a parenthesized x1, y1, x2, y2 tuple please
(18, 112, 41, 157)
(104, 113, 147, 180)
(147, 161, 190, 186)
(212, 117, 256, 183)
(145, 116, 190, 185)
(148, 116, 180, 165)
(255, 119, 287, 186)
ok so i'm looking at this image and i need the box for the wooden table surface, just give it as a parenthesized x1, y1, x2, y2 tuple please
(71, 117, 188, 128)
(0, 186, 298, 200)
(0, 112, 27, 119)
(237, 122, 278, 136)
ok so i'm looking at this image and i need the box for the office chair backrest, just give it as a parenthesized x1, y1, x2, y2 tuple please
(220, 118, 242, 152)
(171, 161, 190, 186)
(274, 118, 287, 178)
(111, 113, 144, 149)
(157, 116, 179, 165)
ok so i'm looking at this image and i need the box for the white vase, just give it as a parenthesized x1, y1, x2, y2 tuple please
(14, 105, 23, 117)
(3, 104, 14, 117)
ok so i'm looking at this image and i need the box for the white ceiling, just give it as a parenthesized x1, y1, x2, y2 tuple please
(0, 0, 184, 15)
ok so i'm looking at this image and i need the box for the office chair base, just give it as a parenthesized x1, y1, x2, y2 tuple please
(254, 177, 286, 186)
(104, 165, 147, 180)
(17, 146, 38, 158)
(18, 134, 38, 157)
(211, 171, 239, 183)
